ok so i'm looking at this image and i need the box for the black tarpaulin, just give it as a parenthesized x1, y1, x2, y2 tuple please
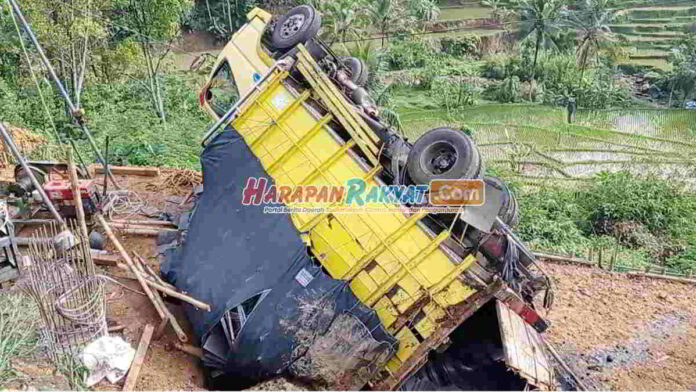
(161, 129, 397, 389)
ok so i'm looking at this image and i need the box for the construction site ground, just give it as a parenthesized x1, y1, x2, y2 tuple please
(4, 169, 696, 391)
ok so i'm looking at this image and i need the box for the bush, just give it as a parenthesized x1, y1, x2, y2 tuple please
(484, 76, 522, 103)
(517, 187, 588, 250)
(481, 56, 506, 80)
(431, 77, 479, 109)
(72, 73, 209, 168)
(666, 244, 696, 272)
(515, 171, 696, 271)
(440, 35, 481, 58)
(480, 55, 524, 80)
(383, 36, 435, 71)
(479, 53, 632, 107)
(578, 171, 696, 238)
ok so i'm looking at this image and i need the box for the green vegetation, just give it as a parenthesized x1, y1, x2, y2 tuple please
(516, 171, 696, 273)
(1, 0, 695, 276)
(0, 293, 38, 383)
(185, 0, 256, 42)
(438, 6, 493, 20)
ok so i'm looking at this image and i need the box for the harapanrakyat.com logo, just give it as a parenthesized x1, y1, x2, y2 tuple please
(241, 177, 484, 214)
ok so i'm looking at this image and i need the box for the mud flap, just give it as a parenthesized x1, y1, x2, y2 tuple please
(496, 300, 556, 390)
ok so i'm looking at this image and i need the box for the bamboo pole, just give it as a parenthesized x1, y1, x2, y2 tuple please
(134, 253, 188, 342)
(144, 279, 211, 311)
(96, 214, 166, 320)
(114, 263, 209, 310)
(109, 219, 176, 227)
(68, 151, 90, 244)
(109, 222, 177, 232)
(532, 252, 596, 266)
(113, 228, 174, 236)
(541, 337, 588, 391)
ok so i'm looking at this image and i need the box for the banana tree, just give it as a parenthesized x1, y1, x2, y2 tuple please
(516, 0, 565, 80)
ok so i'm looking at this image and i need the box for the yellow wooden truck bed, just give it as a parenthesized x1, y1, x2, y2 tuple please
(199, 7, 554, 389)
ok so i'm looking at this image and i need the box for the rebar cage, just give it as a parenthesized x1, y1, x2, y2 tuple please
(19, 222, 106, 361)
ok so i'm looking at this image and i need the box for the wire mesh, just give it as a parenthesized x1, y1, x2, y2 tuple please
(19, 221, 106, 362)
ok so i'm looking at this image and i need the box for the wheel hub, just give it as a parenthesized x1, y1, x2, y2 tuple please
(421, 141, 458, 176)
(279, 14, 306, 39)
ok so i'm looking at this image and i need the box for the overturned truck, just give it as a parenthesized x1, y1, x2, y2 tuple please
(162, 6, 558, 390)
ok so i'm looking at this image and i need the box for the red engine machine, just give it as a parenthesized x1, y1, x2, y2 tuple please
(42, 179, 99, 217)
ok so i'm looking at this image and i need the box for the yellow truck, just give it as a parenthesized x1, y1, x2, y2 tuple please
(183, 5, 558, 390)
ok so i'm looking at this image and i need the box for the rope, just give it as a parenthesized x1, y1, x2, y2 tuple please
(108, 190, 148, 218)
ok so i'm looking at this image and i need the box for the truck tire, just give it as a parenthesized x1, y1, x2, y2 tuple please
(342, 57, 369, 86)
(406, 127, 482, 186)
(271, 5, 321, 50)
(484, 176, 520, 228)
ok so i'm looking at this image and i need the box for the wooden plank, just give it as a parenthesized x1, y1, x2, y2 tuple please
(94, 165, 160, 177)
(496, 301, 554, 390)
(295, 61, 378, 163)
(122, 324, 154, 391)
(90, 250, 121, 266)
(627, 272, 696, 285)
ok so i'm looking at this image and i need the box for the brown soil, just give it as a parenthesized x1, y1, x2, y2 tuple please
(6, 170, 205, 391)
(6, 170, 696, 391)
(543, 262, 696, 390)
(92, 173, 205, 390)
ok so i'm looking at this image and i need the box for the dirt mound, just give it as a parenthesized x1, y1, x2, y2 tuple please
(0, 123, 47, 166)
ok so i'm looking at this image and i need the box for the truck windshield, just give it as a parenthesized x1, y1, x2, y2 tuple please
(208, 61, 240, 117)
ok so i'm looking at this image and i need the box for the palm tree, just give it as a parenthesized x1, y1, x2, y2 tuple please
(563, 0, 620, 78)
(516, 0, 565, 79)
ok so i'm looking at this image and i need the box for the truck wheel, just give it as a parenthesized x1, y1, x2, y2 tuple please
(271, 5, 321, 50)
(342, 57, 369, 86)
(407, 127, 481, 185)
(484, 176, 520, 228)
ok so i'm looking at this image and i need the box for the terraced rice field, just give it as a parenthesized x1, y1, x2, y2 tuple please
(435, 1, 692, 70)
(611, 1, 696, 70)
(438, 6, 493, 20)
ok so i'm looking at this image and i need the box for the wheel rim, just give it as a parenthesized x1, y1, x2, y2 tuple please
(420, 141, 459, 176)
(279, 14, 306, 39)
